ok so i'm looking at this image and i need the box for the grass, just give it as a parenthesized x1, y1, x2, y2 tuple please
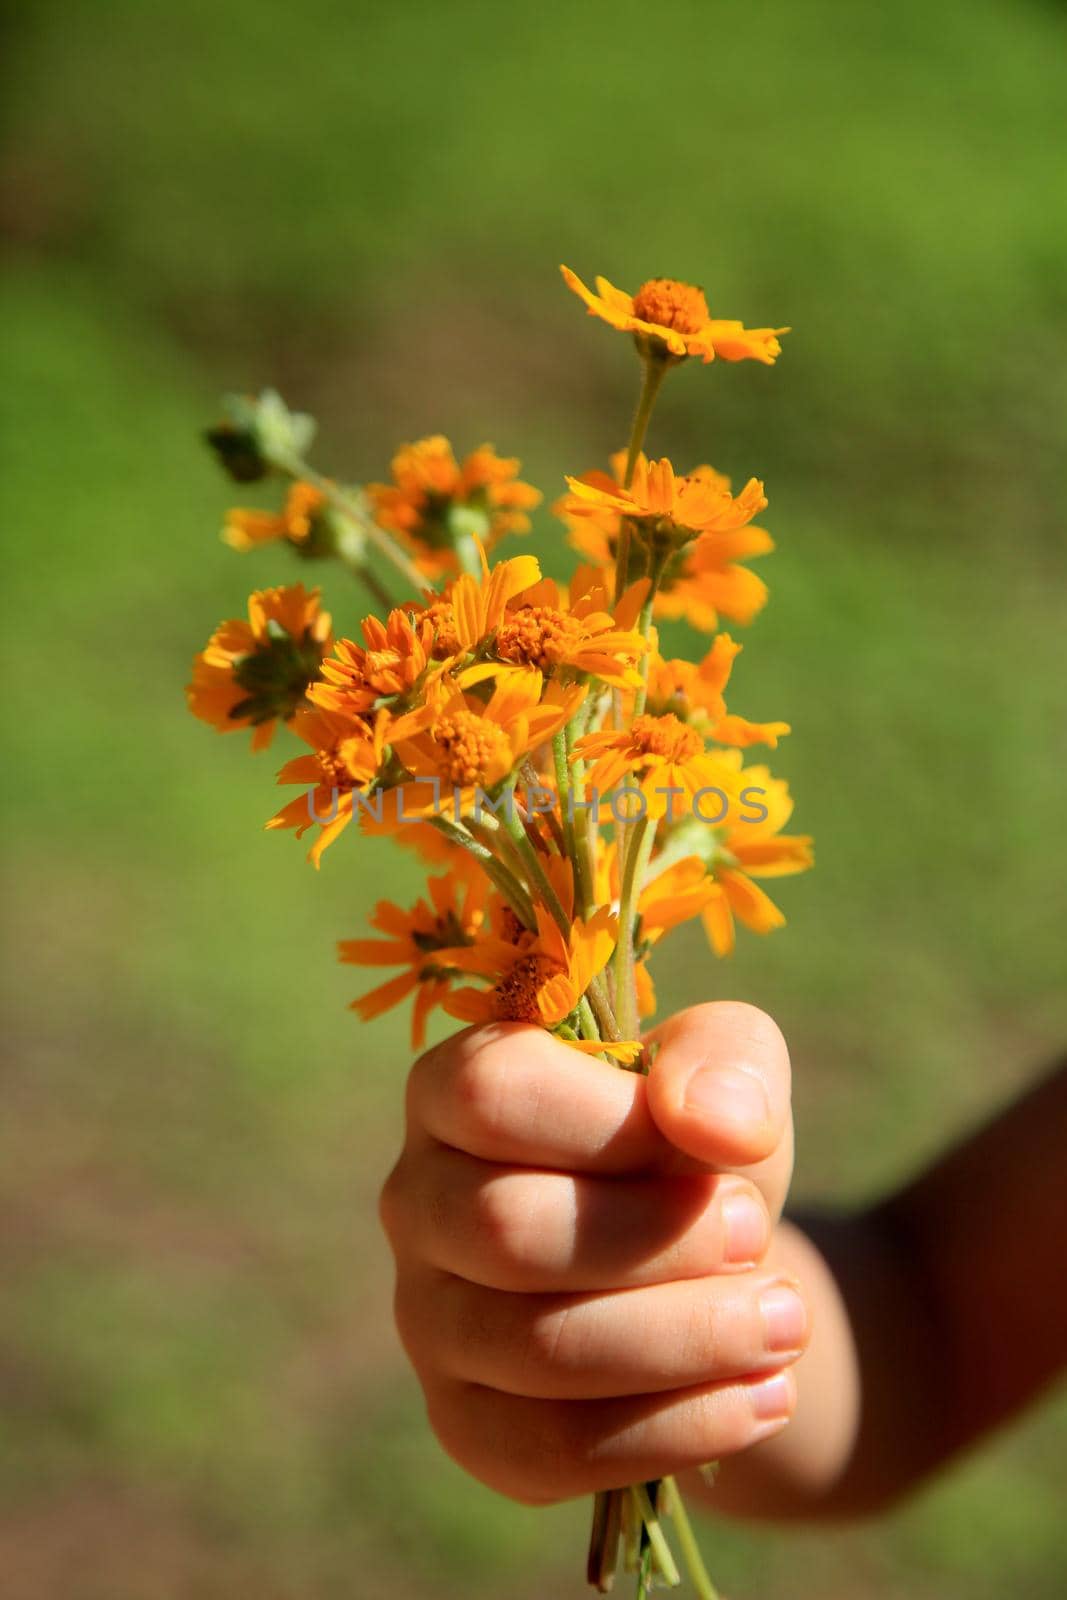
(2, 1, 1066, 1595)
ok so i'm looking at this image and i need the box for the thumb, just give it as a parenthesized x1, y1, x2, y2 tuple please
(645, 1002, 793, 1212)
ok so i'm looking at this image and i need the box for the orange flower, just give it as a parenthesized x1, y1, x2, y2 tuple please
(643, 636, 791, 750)
(413, 552, 544, 661)
(338, 867, 489, 1048)
(636, 856, 722, 1018)
(558, 454, 774, 631)
(367, 436, 541, 578)
(575, 713, 745, 820)
(654, 529, 772, 631)
(186, 584, 331, 752)
(222, 481, 330, 552)
(391, 671, 586, 813)
(563, 456, 769, 543)
(265, 705, 389, 866)
(700, 753, 814, 955)
(444, 861, 618, 1031)
(311, 554, 579, 724)
(561, 267, 788, 365)
(461, 565, 650, 692)
(309, 607, 437, 718)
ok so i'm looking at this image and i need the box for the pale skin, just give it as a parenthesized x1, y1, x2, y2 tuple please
(379, 1002, 1067, 1518)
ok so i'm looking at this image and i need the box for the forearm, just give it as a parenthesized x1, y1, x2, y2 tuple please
(682, 1208, 946, 1520)
(685, 1057, 1067, 1522)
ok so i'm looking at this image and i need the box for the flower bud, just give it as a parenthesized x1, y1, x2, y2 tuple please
(204, 389, 317, 482)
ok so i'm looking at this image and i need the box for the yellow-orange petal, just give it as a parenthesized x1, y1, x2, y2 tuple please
(351, 969, 420, 1022)
(701, 886, 735, 957)
(562, 1037, 644, 1064)
(718, 868, 786, 935)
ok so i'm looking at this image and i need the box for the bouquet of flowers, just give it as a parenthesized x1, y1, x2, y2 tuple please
(187, 265, 812, 1597)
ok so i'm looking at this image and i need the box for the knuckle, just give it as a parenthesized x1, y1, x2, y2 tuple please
(519, 1302, 578, 1379)
(450, 1037, 508, 1142)
(468, 1173, 567, 1283)
(470, 1174, 530, 1266)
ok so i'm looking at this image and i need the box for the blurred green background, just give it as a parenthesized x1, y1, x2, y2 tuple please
(2, 0, 1065, 1595)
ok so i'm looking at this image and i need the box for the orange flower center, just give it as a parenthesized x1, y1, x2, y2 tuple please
(316, 729, 373, 791)
(497, 905, 529, 945)
(632, 278, 709, 335)
(412, 909, 471, 954)
(361, 647, 406, 688)
(496, 606, 583, 670)
(423, 601, 462, 659)
(491, 952, 564, 1023)
(316, 749, 353, 790)
(629, 712, 703, 763)
(432, 709, 511, 787)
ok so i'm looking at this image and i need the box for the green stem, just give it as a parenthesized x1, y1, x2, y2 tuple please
(629, 1485, 681, 1588)
(429, 816, 535, 929)
(576, 995, 601, 1045)
(615, 520, 633, 603)
(271, 450, 432, 597)
(554, 730, 593, 916)
(520, 758, 566, 856)
(502, 784, 625, 1048)
(467, 815, 540, 930)
(585, 975, 623, 1043)
(631, 558, 666, 719)
(615, 356, 668, 605)
(567, 717, 603, 919)
(586, 1487, 623, 1592)
(623, 356, 669, 489)
(621, 1486, 640, 1574)
(501, 789, 572, 938)
(661, 1478, 719, 1600)
(613, 814, 654, 1041)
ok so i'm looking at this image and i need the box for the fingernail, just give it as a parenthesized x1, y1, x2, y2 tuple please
(760, 1284, 807, 1352)
(722, 1190, 767, 1264)
(749, 1370, 794, 1422)
(684, 1064, 769, 1130)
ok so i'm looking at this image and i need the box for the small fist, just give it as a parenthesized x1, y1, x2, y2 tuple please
(379, 1002, 807, 1505)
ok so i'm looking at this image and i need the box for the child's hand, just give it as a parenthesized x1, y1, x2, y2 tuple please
(379, 1002, 809, 1504)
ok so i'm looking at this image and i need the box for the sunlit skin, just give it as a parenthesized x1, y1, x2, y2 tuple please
(379, 1004, 1067, 1515)
(380, 1003, 805, 1504)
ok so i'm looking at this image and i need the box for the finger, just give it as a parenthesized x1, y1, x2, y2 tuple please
(425, 1368, 797, 1504)
(399, 1266, 809, 1399)
(645, 1002, 794, 1218)
(406, 1022, 675, 1173)
(380, 1143, 770, 1292)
